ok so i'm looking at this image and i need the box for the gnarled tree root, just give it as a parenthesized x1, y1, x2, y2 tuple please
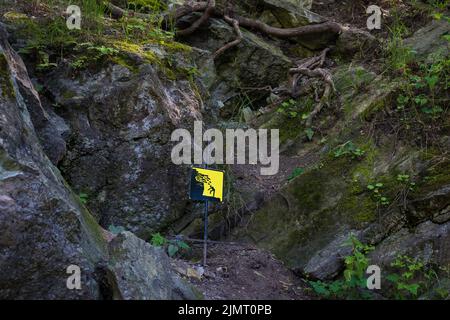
(289, 48, 336, 127)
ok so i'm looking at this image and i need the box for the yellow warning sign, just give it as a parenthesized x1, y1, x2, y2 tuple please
(190, 167, 224, 202)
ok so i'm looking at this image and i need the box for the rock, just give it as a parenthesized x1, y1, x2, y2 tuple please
(229, 62, 449, 279)
(335, 27, 378, 59)
(0, 23, 68, 166)
(183, 18, 293, 117)
(261, 0, 326, 28)
(369, 220, 450, 268)
(407, 184, 450, 225)
(303, 230, 362, 280)
(44, 58, 202, 237)
(403, 20, 450, 60)
(0, 26, 105, 299)
(0, 26, 200, 299)
(106, 232, 199, 300)
(186, 266, 205, 280)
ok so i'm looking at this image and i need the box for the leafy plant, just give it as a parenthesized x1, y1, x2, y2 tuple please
(150, 233, 190, 257)
(277, 99, 300, 118)
(150, 232, 166, 246)
(108, 224, 126, 234)
(305, 128, 314, 141)
(333, 141, 365, 159)
(396, 174, 416, 191)
(386, 255, 438, 299)
(288, 167, 305, 181)
(308, 234, 375, 299)
(78, 192, 88, 205)
(367, 182, 390, 206)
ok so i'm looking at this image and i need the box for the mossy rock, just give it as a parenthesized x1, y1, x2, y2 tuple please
(0, 53, 15, 99)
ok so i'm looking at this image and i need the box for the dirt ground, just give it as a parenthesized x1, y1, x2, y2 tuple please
(172, 243, 312, 300)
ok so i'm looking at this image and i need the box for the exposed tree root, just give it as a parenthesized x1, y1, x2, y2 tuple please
(213, 14, 243, 59)
(105, 1, 338, 126)
(176, 0, 216, 36)
(106, 0, 342, 57)
(289, 48, 335, 127)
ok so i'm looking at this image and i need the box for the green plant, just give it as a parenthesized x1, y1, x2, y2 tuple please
(386, 255, 440, 299)
(333, 141, 365, 159)
(277, 99, 300, 118)
(288, 167, 305, 181)
(308, 234, 375, 299)
(78, 192, 88, 204)
(396, 174, 416, 191)
(108, 224, 125, 234)
(385, 18, 414, 71)
(304, 128, 314, 141)
(367, 182, 390, 205)
(150, 232, 166, 246)
(150, 233, 190, 257)
(69, 43, 119, 70)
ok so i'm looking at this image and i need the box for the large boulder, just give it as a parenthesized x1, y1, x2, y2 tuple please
(42, 54, 202, 238)
(183, 18, 293, 117)
(260, 0, 325, 28)
(0, 26, 105, 299)
(105, 232, 199, 300)
(0, 25, 197, 299)
(403, 19, 450, 60)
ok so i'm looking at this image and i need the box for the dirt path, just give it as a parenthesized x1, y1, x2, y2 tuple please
(172, 243, 311, 300)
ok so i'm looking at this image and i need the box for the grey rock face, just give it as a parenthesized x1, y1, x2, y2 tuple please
(0, 27, 105, 299)
(183, 18, 292, 117)
(261, 0, 325, 27)
(229, 20, 450, 281)
(369, 221, 450, 268)
(106, 232, 199, 300)
(44, 62, 202, 237)
(335, 27, 378, 59)
(0, 27, 198, 300)
(404, 20, 450, 60)
(303, 230, 362, 280)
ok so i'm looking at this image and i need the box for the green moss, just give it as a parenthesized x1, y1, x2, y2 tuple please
(110, 56, 139, 73)
(159, 40, 192, 53)
(416, 158, 450, 194)
(3, 11, 29, 21)
(338, 191, 377, 224)
(0, 53, 15, 99)
(261, 98, 315, 144)
(109, 40, 159, 64)
(62, 90, 77, 100)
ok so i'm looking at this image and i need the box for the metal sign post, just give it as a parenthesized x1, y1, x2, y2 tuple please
(203, 193, 209, 267)
(189, 164, 224, 267)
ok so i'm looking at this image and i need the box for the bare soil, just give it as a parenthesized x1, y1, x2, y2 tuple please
(172, 243, 312, 300)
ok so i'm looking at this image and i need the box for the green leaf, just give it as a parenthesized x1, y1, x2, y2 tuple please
(168, 244, 179, 257)
(288, 168, 305, 181)
(305, 128, 314, 141)
(108, 225, 125, 235)
(151, 233, 166, 247)
(344, 269, 353, 282)
(177, 241, 190, 250)
(386, 273, 400, 283)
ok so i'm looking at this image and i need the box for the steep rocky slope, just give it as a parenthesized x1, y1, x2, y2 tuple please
(0, 0, 449, 299)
